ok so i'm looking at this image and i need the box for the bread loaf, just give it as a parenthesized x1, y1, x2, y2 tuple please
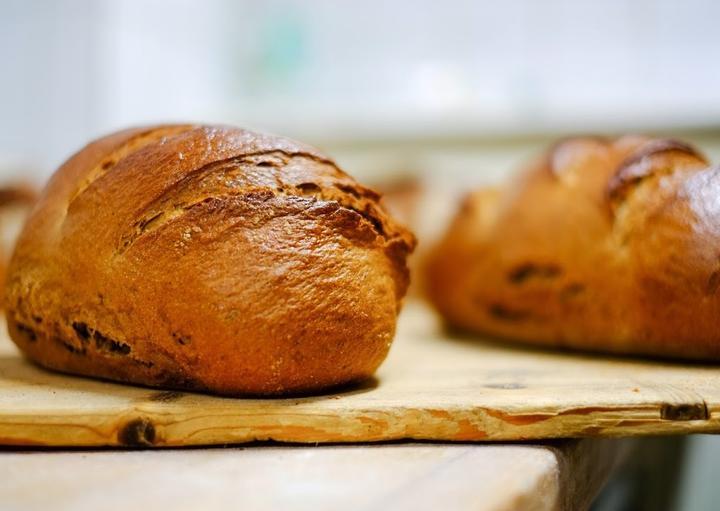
(426, 136, 720, 359)
(5, 125, 415, 395)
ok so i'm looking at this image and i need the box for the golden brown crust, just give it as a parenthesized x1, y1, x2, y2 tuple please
(426, 135, 720, 360)
(5, 125, 415, 395)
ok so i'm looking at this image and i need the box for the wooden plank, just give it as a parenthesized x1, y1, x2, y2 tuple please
(0, 302, 719, 447)
(0, 439, 630, 511)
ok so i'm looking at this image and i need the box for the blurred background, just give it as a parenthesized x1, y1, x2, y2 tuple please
(4, 0, 720, 183)
(2, 1, 720, 509)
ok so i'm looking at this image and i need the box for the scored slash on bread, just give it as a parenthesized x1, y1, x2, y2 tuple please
(4, 125, 415, 396)
(426, 135, 720, 359)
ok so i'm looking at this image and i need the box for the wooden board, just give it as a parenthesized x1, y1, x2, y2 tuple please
(1, 302, 719, 447)
(0, 439, 631, 511)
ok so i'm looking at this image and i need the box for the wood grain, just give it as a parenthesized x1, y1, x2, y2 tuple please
(0, 440, 631, 511)
(0, 302, 719, 447)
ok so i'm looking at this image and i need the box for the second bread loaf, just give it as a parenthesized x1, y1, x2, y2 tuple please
(426, 136, 720, 360)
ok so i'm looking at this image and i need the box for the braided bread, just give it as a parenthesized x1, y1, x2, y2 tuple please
(5, 125, 415, 395)
(426, 136, 720, 359)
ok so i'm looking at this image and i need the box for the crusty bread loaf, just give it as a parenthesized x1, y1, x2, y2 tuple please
(5, 125, 415, 395)
(426, 135, 720, 359)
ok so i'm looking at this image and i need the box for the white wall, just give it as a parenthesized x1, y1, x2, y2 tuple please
(2, 0, 720, 178)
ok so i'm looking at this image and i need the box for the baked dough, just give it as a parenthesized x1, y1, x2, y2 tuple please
(426, 136, 720, 359)
(5, 125, 415, 395)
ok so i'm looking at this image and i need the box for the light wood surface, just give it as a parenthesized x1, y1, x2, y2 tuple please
(1, 302, 719, 447)
(0, 439, 630, 511)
